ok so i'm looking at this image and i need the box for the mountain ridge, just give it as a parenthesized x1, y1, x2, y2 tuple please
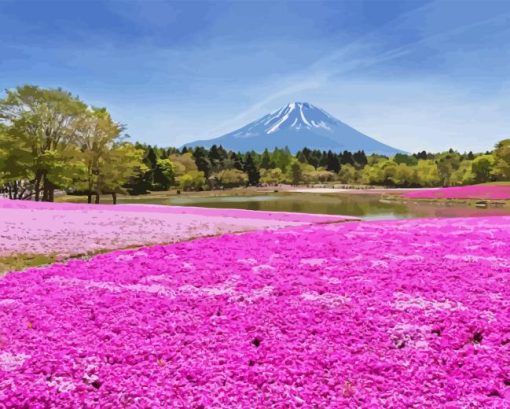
(183, 102, 404, 155)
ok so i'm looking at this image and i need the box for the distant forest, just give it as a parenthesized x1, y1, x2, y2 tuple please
(1, 85, 510, 203)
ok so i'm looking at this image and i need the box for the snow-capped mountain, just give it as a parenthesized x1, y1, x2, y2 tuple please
(183, 102, 403, 155)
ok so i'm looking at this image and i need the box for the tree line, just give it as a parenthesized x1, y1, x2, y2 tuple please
(1, 85, 509, 203)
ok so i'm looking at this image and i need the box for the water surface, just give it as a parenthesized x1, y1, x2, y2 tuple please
(118, 192, 510, 220)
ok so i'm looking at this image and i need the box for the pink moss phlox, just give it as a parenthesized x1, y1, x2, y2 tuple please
(1, 216, 510, 406)
(403, 185, 510, 200)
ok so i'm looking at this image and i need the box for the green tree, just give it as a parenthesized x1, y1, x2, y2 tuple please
(260, 168, 283, 185)
(95, 143, 146, 204)
(0, 124, 34, 198)
(153, 159, 176, 190)
(212, 169, 248, 188)
(177, 170, 206, 191)
(244, 153, 260, 185)
(415, 159, 440, 187)
(450, 160, 474, 186)
(288, 160, 303, 185)
(471, 154, 495, 183)
(0, 85, 86, 201)
(337, 163, 357, 184)
(75, 108, 124, 203)
(492, 139, 510, 181)
(436, 152, 461, 186)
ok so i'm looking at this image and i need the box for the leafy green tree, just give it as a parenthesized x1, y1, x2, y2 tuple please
(260, 168, 283, 185)
(492, 139, 510, 181)
(394, 153, 418, 166)
(153, 159, 175, 190)
(391, 163, 418, 187)
(212, 169, 248, 188)
(288, 160, 303, 185)
(75, 108, 124, 202)
(95, 143, 146, 203)
(177, 170, 205, 191)
(415, 160, 440, 187)
(471, 154, 495, 183)
(450, 160, 474, 186)
(0, 85, 86, 201)
(272, 147, 292, 172)
(0, 124, 34, 198)
(436, 152, 461, 186)
(337, 163, 357, 184)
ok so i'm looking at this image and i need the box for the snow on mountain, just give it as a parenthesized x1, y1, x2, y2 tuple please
(183, 102, 404, 155)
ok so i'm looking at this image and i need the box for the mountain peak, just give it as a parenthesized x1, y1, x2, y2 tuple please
(183, 102, 403, 155)
(264, 102, 336, 135)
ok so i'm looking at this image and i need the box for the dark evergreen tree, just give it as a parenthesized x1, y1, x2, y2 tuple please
(192, 147, 212, 177)
(353, 150, 368, 167)
(260, 149, 273, 169)
(325, 150, 340, 173)
(244, 153, 260, 185)
(340, 151, 354, 166)
(230, 152, 244, 171)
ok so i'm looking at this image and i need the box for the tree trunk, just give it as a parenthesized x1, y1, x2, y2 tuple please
(95, 193, 100, 204)
(42, 175, 50, 202)
(112, 192, 117, 205)
(87, 193, 92, 204)
(34, 172, 42, 202)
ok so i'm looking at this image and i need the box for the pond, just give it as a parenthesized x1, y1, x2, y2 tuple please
(117, 192, 510, 220)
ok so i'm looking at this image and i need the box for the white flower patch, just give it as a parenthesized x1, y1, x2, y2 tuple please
(237, 258, 258, 265)
(390, 323, 431, 349)
(179, 276, 239, 298)
(252, 264, 275, 273)
(0, 299, 16, 306)
(243, 286, 274, 303)
(321, 276, 342, 284)
(0, 352, 29, 371)
(300, 258, 326, 266)
(385, 254, 424, 262)
(141, 274, 169, 283)
(371, 260, 389, 268)
(48, 277, 177, 298)
(115, 254, 134, 262)
(393, 292, 465, 313)
(300, 291, 350, 308)
(444, 254, 510, 267)
(480, 310, 496, 323)
(47, 376, 76, 393)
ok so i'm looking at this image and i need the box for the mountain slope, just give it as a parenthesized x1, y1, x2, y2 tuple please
(184, 102, 403, 155)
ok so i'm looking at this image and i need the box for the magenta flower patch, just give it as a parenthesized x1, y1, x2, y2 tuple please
(1, 216, 510, 406)
(404, 185, 510, 200)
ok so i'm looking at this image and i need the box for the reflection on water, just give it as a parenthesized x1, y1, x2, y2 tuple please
(125, 192, 510, 220)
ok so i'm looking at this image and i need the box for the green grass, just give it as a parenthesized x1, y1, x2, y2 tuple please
(0, 254, 57, 275)
(479, 181, 510, 186)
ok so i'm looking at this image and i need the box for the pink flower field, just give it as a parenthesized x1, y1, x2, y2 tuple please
(0, 199, 352, 258)
(403, 184, 510, 201)
(1, 216, 510, 407)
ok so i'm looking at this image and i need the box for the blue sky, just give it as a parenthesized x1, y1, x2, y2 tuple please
(1, 0, 510, 153)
